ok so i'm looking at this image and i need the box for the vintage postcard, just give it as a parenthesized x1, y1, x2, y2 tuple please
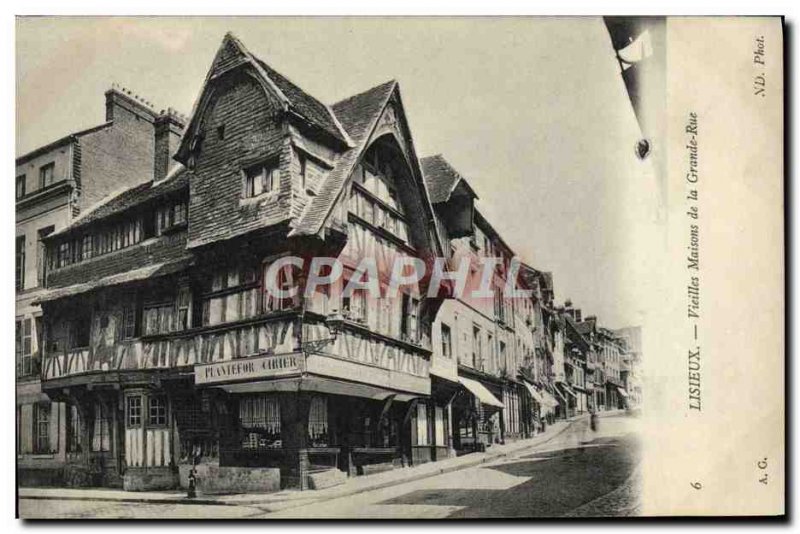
(14, 16, 784, 519)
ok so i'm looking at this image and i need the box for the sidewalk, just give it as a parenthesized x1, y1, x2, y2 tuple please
(19, 416, 582, 510)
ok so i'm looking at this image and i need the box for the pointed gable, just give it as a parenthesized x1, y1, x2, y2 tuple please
(176, 32, 350, 166)
(289, 81, 444, 257)
(288, 80, 397, 237)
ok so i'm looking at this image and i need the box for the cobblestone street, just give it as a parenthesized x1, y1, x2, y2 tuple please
(20, 413, 640, 519)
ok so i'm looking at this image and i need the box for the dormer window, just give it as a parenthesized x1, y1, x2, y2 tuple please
(244, 161, 279, 198)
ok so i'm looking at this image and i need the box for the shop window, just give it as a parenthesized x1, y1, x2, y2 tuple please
(239, 395, 281, 450)
(434, 406, 446, 446)
(244, 160, 280, 198)
(92, 402, 111, 452)
(415, 402, 429, 446)
(308, 396, 329, 447)
(440, 323, 452, 359)
(149, 396, 168, 427)
(127, 395, 142, 427)
(33, 402, 51, 454)
(66, 404, 81, 453)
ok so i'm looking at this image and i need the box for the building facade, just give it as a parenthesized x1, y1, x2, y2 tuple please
(16, 86, 185, 486)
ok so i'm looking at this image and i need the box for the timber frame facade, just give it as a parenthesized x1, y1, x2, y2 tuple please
(28, 33, 641, 493)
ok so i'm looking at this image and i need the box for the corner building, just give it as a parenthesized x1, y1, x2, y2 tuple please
(38, 34, 447, 492)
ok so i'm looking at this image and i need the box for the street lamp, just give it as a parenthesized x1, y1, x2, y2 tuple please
(301, 312, 345, 354)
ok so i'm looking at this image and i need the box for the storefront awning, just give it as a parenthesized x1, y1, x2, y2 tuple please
(211, 376, 420, 403)
(458, 377, 504, 409)
(558, 382, 578, 399)
(541, 390, 560, 408)
(521, 380, 546, 405)
(616, 386, 629, 398)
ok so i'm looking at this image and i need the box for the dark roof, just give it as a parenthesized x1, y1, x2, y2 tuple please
(50, 167, 189, 238)
(564, 315, 591, 352)
(289, 80, 397, 237)
(255, 58, 349, 146)
(420, 154, 478, 204)
(574, 320, 594, 335)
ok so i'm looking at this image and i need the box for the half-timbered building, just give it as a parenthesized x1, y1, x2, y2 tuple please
(37, 33, 447, 492)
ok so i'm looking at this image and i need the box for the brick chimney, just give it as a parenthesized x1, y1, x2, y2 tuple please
(574, 309, 582, 323)
(154, 108, 186, 181)
(105, 83, 157, 124)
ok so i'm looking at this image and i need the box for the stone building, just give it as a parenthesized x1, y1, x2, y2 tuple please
(16, 86, 185, 486)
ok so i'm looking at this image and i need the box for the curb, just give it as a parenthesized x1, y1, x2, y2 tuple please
(20, 418, 581, 509)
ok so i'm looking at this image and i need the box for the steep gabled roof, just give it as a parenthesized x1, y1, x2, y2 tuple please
(420, 154, 478, 204)
(254, 58, 351, 146)
(176, 33, 351, 164)
(288, 79, 397, 237)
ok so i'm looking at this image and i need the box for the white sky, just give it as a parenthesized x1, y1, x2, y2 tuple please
(16, 16, 660, 329)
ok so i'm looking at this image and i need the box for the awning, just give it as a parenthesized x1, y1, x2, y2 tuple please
(541, 390, 560, 408)
(212, 376, 420, 403)
(521, 380, 546, 405)
(616, 386, 629, 398)
(558, 382, 578, 399)
(458, 377, 504, 409)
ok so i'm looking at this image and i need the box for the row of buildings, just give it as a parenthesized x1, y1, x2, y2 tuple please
(16, 33, 642, 492)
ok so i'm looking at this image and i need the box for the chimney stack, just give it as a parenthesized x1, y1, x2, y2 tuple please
(154, 108, 186, 181)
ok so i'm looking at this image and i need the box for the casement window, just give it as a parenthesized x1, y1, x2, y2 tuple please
(143, 302, 174, 336)
(440, 323, 452, 359)
(341, 286, 368, 324)
(308, 395, 328, 446)
(156, 202, 187, 235)
(92, 402, 111, 452)
(37, 226, 54, 286)
(262, 261, 299, 313)
(16, 318, 33, 377)
(472, 325, 482, 369)
(70, 315, 91, 349)
(244, 161, 280, 198)
(66, 404, 81, 453)
(122, 301, 138, 339)
(176, 287, 191, 331)
(39, 163, 55, 189)
(499, 341, 507, 372)
(350, 157, 409, 244)
(148, 396, 168, 427)
(126, 395, 142, 427)
(415, 402, 429, 446)
(239, 394, 281, 450)
(202, 266, 260, 326)
(16, 175, 26, 199)
(487, 333, 495, 371)
(16, 236, 25, 291)
(400, 294, 420, 343)
(33, 402, 52, 454)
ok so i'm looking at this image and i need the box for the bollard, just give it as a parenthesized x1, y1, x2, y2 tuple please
(187, 466, 197, 498)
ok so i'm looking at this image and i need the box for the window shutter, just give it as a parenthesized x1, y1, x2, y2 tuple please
(20, 404, 33, 454)
(49, 402, 60, 453)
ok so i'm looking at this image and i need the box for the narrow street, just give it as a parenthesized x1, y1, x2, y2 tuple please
(19, 413, 640, 519)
